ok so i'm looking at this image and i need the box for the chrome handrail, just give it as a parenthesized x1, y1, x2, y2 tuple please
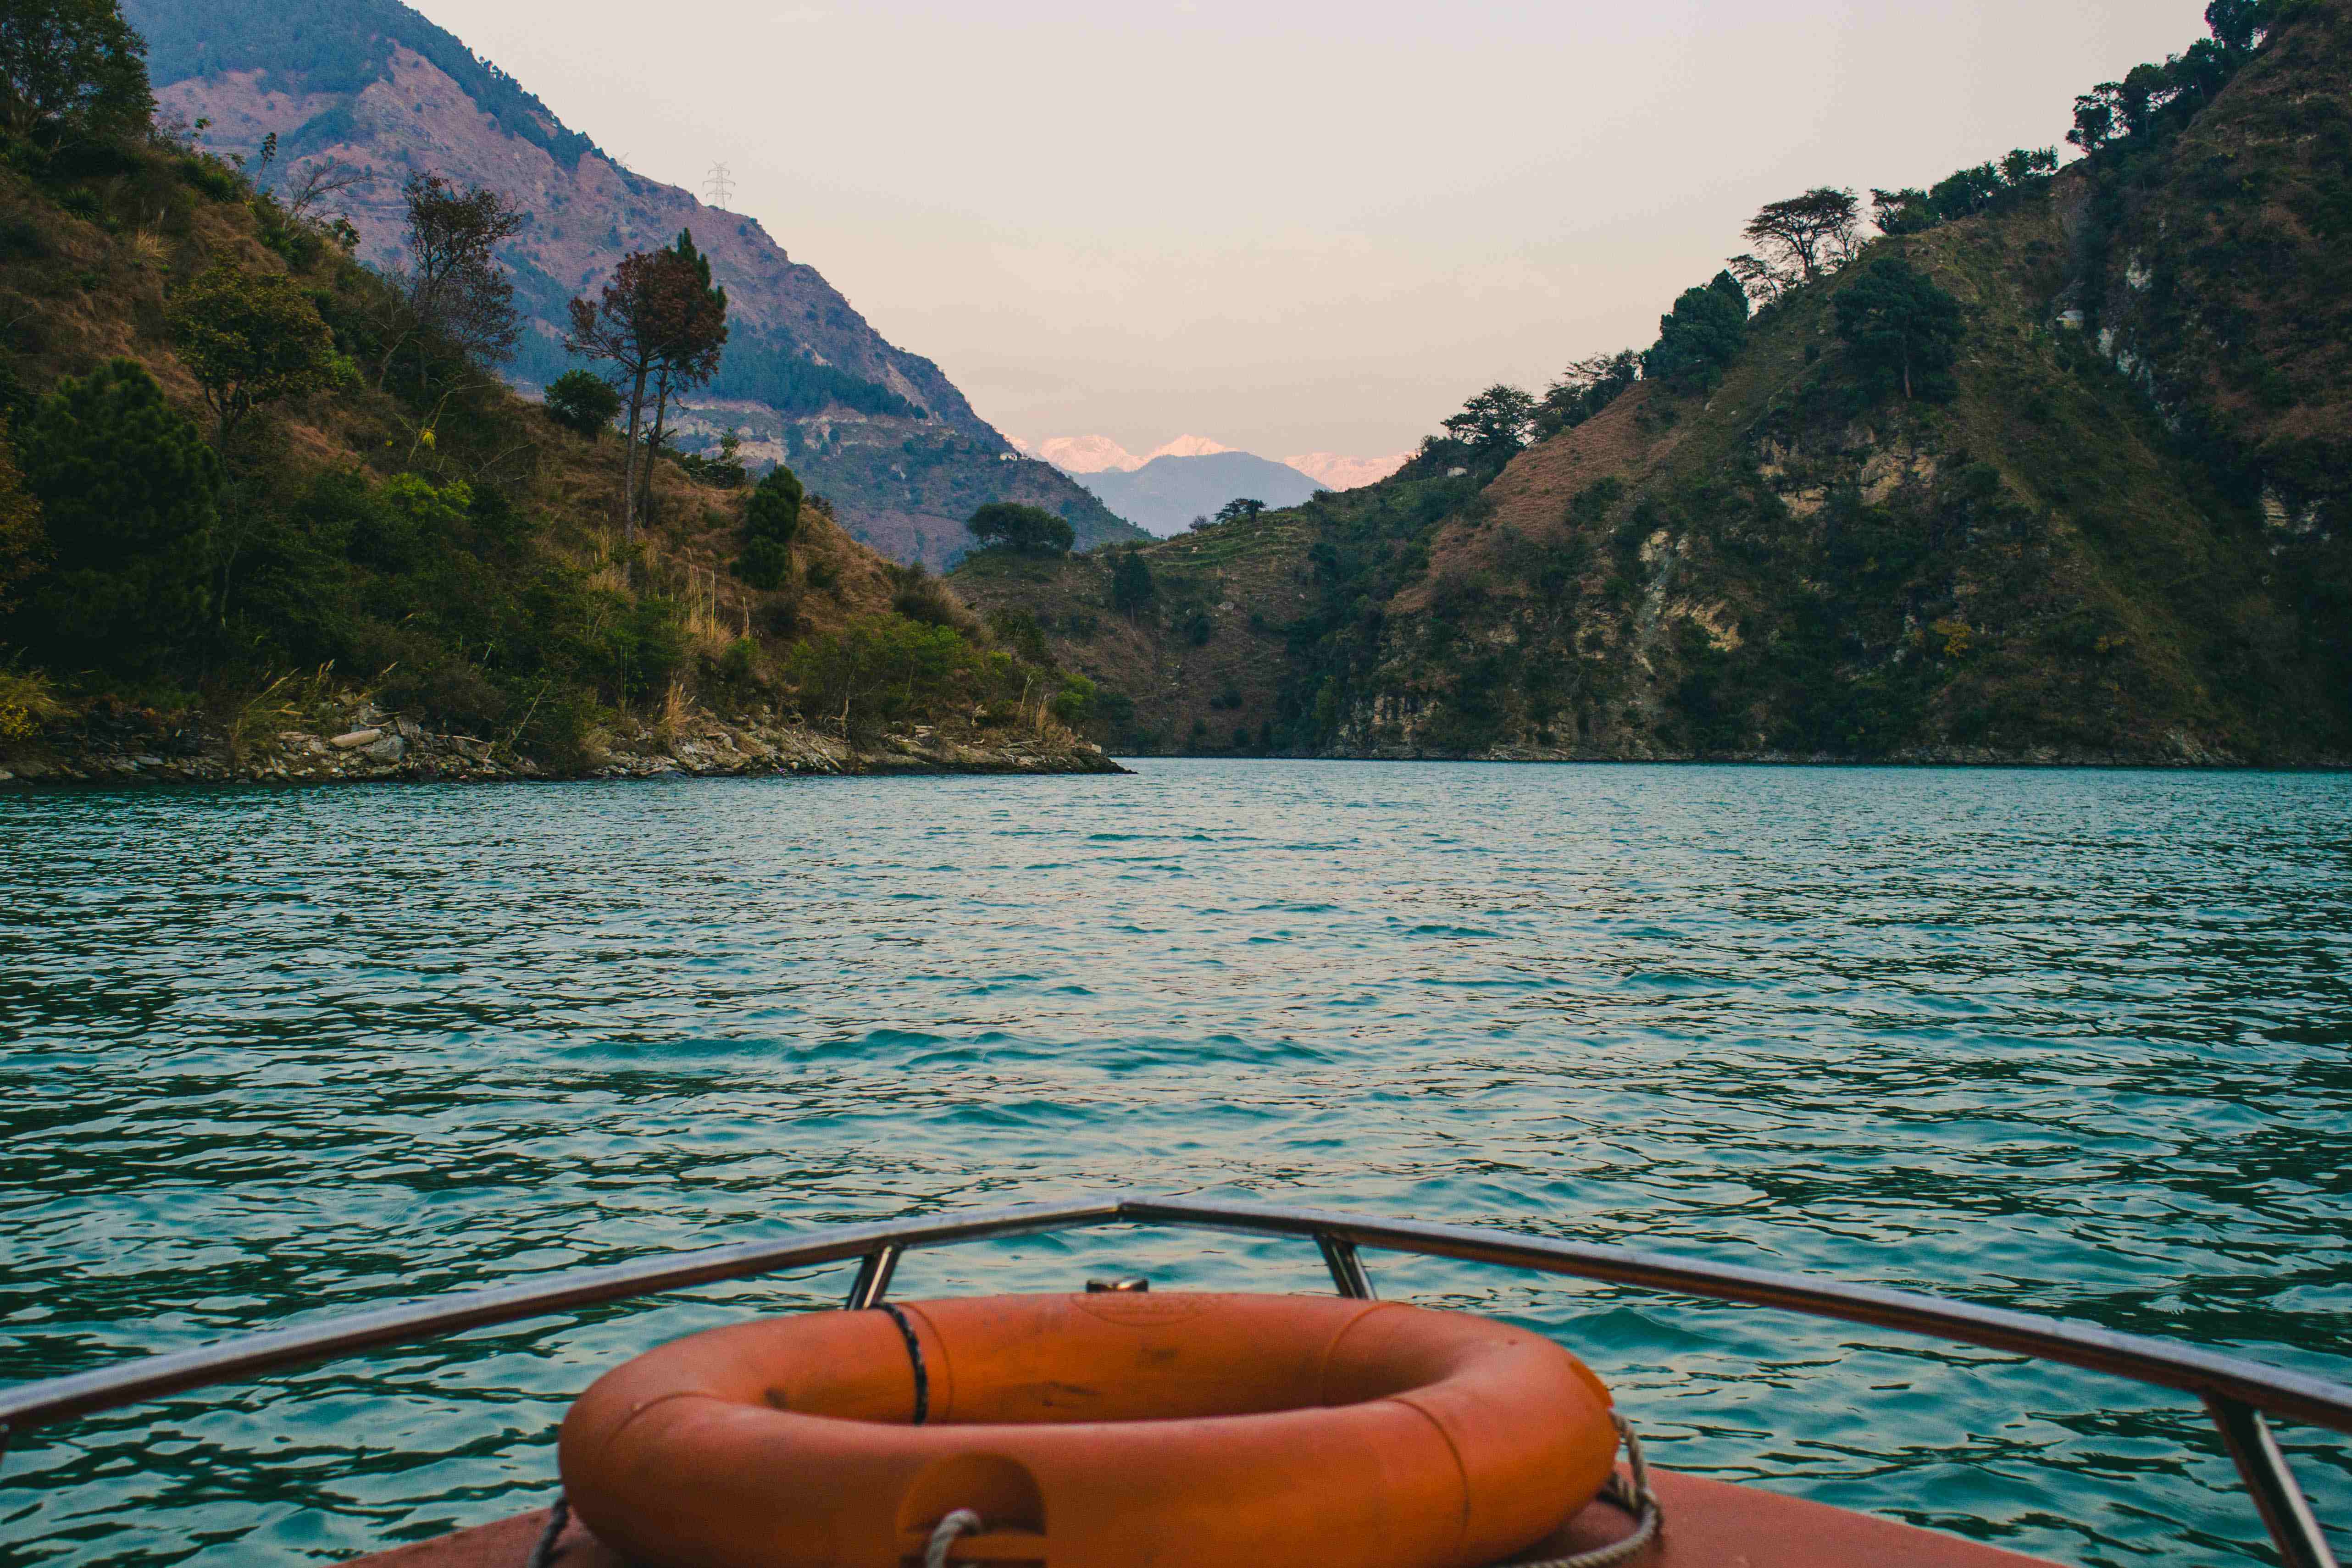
(0, 1194, 2342, 1567)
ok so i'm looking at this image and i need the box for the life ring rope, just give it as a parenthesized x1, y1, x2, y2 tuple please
(523, 1490, 567, 1568)
(875, 1303, 931, 1425)
(923, 1507, 984, 1568)
(911, 1411, 1665, 1568)
(1512, 1411, 1664, 1568)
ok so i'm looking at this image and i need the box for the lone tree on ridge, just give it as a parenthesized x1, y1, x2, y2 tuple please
(966, 501, 1075, 555)
(1738, 188, 1861, 299)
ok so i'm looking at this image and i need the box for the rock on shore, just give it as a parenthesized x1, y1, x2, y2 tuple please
(0, 700, 1126, 788)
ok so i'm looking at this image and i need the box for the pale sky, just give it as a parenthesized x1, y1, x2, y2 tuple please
(410, 0, 2209, 458)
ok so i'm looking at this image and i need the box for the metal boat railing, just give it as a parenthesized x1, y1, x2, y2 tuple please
(1, 1195, 2344, 1568)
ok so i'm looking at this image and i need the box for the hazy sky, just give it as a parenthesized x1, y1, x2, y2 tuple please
(411, 0, 2209, 457)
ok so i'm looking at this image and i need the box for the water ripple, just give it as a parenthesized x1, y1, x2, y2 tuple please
(1, 763, 2348, 1566)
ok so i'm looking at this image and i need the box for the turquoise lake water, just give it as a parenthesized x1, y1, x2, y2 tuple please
(2, 761, 2347, 1565)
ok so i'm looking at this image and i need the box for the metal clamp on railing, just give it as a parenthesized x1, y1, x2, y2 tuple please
(1317, 1232, 1377, 1300)
(845, 1245, 901, 1310)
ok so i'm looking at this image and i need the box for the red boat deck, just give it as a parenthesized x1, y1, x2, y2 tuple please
(344, 1468, 2060, 1567)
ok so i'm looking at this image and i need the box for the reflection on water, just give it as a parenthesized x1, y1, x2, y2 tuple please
(1, 761, 2347, 1566)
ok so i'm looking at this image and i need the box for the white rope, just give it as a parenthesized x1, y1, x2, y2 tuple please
(924, 1507, 983, 1568)
(1512, 1411, 1664, 1568)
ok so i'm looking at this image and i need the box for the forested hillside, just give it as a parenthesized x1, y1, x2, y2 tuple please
(954, 0, 2351, 766)
(0, 6, 1113, 783)
(120, 0, 1145, 570)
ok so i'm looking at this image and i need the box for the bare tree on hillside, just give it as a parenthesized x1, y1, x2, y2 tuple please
(278, 159, 372, 227)
(1725, 253, 1787, 307)
(374, 173, 523, 389)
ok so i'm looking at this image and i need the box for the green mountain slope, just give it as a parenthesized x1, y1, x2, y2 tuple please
(122, 0, 1145, 569)
(0, 84, 1110, 779)
(953, 2, 2351, 766)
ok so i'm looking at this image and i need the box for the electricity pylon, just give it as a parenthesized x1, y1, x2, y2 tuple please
(704, 162, 734, 210)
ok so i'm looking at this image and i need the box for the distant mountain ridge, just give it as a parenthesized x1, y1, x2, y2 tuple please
(1075, 450, 1326, 536)
(124, 0, 1144, 569)
(1018, 434, 1407, 493)
(1017, 433, 1234, 474)
(1283, 451, 1411, 490)
(1019, 434, 1148, 473)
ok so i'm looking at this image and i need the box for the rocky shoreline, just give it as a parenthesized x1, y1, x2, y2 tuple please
(18, 698, 2336, 786)
(0, 699, 1127, 788)
(1317, 729, 2350, 769)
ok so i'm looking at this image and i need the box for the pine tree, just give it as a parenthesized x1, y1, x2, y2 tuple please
(1109, 549, 1154, 619)
(17, 360, 220, 674)
(0, 418, 46, 612)
(1834, 257, 1965, 403)
(1642, 271, 1750, 389)
(567, 233, 728, 537)
(733, 464, 804, 589)
(638, 229, 729, 521)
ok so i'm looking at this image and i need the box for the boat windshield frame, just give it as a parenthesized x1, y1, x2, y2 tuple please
(0, 1194, 2343, 1568)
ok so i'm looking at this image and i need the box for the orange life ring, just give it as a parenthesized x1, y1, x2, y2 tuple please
(559, 1291, 1620, 1568)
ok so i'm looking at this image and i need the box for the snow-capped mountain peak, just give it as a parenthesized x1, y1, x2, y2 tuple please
(1143, 435, 1233, 461)
(1282, 451, 1412, 490)
(1013, 434, 1145, 474)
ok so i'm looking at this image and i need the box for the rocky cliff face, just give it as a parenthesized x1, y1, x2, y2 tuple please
(2075, 0, 2351, 539)
(126, 0, 1144, 570)
(953, 7, 2351, 767)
